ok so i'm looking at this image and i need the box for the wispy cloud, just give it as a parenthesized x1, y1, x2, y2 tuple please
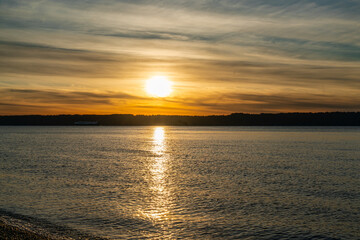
(0, 0, 359, 114)
(0, 88, 148, 115)
(0, 88, 144, 103)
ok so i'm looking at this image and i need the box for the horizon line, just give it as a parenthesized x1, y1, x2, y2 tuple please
(1, 111, 359, 117)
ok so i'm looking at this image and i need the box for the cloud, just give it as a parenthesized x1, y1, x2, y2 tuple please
(0, 0, 359, 114)
(0, 86, 359, 115)
(0, 101, 56, 115)
(1, 0, 359, 65)
(99, 30, 213, 42)
(0, 88, 145, 105)
(0, 40, 158, 78)
(225, 92, 360, 112)
(1, 40, 359, 90)
(167, 92, 360, 114)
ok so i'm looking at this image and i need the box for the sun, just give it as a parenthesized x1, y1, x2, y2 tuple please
(146, 76, 172, 97)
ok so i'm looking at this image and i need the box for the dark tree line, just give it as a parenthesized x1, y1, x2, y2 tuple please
(0, 112, 359, 126)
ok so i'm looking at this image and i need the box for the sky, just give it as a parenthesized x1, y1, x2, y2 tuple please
(0, 0, 359, 115)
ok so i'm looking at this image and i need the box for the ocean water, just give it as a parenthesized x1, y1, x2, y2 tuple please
(0, 126, 359, 239)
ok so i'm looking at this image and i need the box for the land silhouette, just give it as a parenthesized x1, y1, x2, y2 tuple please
(0, 112, 359, 126)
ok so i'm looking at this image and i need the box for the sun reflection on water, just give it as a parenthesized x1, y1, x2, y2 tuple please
(139, 127, 174, 237)
(153, 127, 165, 155)
(151, 127, 167, 195)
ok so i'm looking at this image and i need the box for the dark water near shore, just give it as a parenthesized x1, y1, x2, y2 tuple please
(0, 126, 359, 239)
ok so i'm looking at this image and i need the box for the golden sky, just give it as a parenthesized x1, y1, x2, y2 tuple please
(0, 0, 359, 115)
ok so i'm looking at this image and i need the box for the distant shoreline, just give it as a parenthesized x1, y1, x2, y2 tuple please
(0, 112, 359, 126)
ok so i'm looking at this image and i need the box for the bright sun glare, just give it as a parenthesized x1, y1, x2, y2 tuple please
(146, 76, 172, 97)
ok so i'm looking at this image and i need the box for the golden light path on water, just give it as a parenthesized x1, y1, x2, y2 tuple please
(140, 127, 174, 237)
(151, 127, 167, 198)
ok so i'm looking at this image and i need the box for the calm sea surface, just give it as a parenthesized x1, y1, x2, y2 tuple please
(0, 126, 359, 239)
